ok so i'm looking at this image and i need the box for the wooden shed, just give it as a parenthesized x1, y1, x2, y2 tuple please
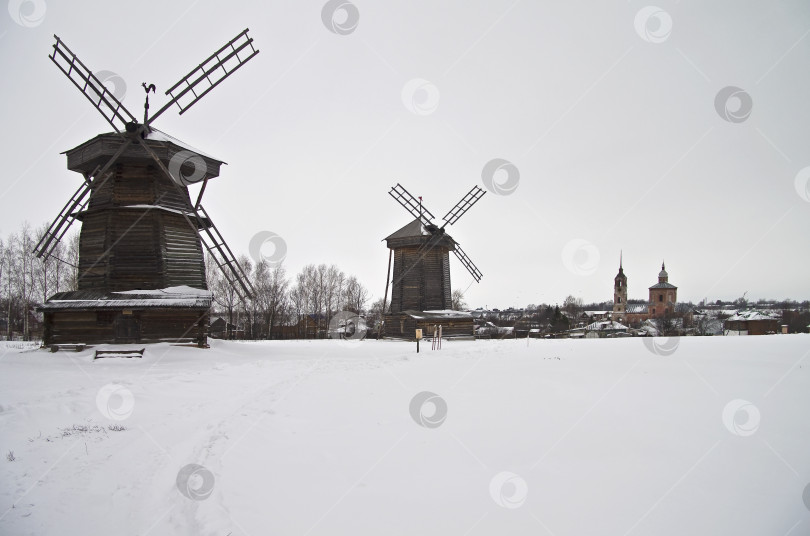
(724, 311, 780, 335)
(40, 286, 211, 345)
(384, 310, 474, 339)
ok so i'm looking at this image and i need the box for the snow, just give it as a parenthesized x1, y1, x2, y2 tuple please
(406, 310, 472, 320)
(112, 286, 212, 297)
(1, 336, 809, 535)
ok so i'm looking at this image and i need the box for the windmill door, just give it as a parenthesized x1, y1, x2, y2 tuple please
(115, 314, 141, 343)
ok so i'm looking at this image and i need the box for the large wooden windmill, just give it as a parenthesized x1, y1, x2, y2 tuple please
(35, 30, 259, 346)
(382, 183, 485, 338)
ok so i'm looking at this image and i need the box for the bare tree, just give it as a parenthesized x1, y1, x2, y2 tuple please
(367, 298, 385, 331)
(251, 259, 289, 339)
(2, 238, 15, 339)
(267, 263, 289, 337)
(62, 231, 80, 291)
(211, 254, 250, 339)
(344, 275, 369, 314)
(694, 314, 720, 336)
(10, 224, 38, 340)
(563, 295, 583, 319)
(235, 254, 253, 338)
(654, 310, 677, 336)
(451, 289, 467, 311)
(289, 284, 307, 338)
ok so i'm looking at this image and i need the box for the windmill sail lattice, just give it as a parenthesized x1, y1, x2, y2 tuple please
(388, 183, 436, 227)
(35, 138, 134, 260)
(452, 245, 482, 283)
(50, 36, 137, 133)
(442, 186, 485, 227)
(149, 29, 259, 123)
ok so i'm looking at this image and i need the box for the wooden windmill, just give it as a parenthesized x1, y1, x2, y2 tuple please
(382, 183, 485, 338)
(35, 30, 259, 346)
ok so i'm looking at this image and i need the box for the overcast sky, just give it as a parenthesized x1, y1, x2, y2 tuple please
(1, 0, 809, 308)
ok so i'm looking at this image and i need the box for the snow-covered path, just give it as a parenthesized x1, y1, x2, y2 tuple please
(1, 336, 809, 535)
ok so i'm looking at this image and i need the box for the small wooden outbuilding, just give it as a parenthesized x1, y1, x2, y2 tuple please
(39, 286, 211, 345)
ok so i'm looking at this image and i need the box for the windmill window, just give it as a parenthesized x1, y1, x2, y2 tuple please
(659, 295, 663, 302)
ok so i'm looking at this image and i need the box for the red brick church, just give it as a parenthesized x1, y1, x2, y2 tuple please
(612, 254, 678, 324)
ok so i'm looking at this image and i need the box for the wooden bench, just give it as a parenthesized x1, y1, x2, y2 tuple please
(49, 343, 87, 353)
(94, 348, 146, 360)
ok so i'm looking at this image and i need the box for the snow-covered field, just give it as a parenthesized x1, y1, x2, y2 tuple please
(1, 336, 809, 535)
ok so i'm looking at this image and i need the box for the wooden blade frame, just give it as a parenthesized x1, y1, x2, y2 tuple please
(442, 185, 486, 227)
(452, 244, 483, 283)
(147, 29, 260, 125)
(34, 138, 134, 260)
(50, 35, 138, 133)
(388, 183, 436, 226)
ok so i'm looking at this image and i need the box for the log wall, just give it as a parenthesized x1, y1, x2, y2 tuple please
(390, 245, 452, 313)
(44, 308, 209, 345)
(77, 162, 207, 291)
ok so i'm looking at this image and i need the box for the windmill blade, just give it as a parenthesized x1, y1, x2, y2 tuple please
(442, 185, 486, 227)
(147, 29, 260, 125)
(195, 203, 254, 302)
(34, 137, 135, 260)
(452, 244, 483, 283)
(131, 134, 254, 301)
(34, 180, 91, 260)
(50, 35, 137, 133)
(388, 183, 436, 226)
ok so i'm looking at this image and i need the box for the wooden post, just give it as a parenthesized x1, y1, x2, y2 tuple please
(378, 249, 393, 339)
(382, 249, 392, 313)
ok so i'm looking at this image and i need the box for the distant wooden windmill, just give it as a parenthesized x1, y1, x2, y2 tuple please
(35, 30, 259, 346)
(382, 183, 485, 338)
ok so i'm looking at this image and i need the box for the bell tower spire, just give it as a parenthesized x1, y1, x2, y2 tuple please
(658, 260, 669, 284)
(613, 252, 627, 319)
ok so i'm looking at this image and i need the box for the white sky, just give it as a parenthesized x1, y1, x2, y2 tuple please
(1, 0, 809, 308)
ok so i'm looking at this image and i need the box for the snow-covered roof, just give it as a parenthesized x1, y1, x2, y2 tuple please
(385, 218, 431, 240)
(400, 310, 472, 320)
(144, 128, 220, 161)
(727, 310, 778, 322)
(114, 286, 212, 297)
(63, 127, 224, 163)
(585, 320, 628, 331)
(38, 286, 212, 310)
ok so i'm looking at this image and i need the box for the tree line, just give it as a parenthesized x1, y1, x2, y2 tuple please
(206, 253, 374, 339)
(0, 223, 79, 340)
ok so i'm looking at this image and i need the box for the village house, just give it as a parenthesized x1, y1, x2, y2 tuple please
(724, 310, 780, 336)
